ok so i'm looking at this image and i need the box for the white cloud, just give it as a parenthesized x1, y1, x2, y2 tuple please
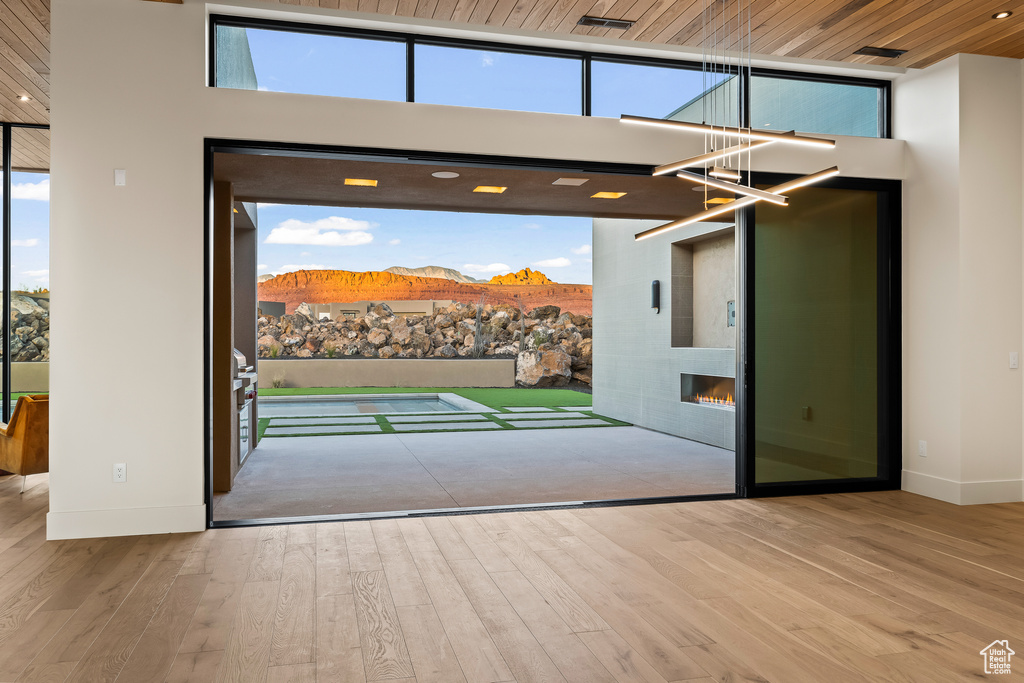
(533, 257, 571, 268)
(12, 179, 48, 201)
(265, 216, 375, 246)
(481, 56, 494, 67)
(571, 244, 592, 255)
(389, 238, 401, 246)
(12, 238, 38, 247)
(463, 263, 511, 274)
(22, 269, 48, 280)
(522, 223, 542, 230)
(257, 263, 268, 270)
(256, 202, 280, 209)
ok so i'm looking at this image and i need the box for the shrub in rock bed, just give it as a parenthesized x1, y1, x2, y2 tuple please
(256, 300, 593, 387)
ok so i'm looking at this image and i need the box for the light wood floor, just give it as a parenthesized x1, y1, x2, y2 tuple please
(2, 475, 1023, 682)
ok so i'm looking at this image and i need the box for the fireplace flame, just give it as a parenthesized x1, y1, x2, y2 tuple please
(689, 393, 735, 407)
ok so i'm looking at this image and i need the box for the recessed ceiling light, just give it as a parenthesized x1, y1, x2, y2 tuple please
(706, 198, 735, 205)
(473, 186, 507, 193)
(17, 95, 29, 102)
(344, 178, 378, 187)
(552, 177, 589, 186)
(591, 191, 626, 199)
(432, 171, 460, 179)
(577, 15, 634, 29)
(993, 10, 1013, 19)
(853, 46, 907, 58)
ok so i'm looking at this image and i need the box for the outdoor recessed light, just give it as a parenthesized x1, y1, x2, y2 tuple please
(432, 171, 460, 179)
(552, 177, 589, 186)
(344, 178, 378, 187)
(993, 10, 1013, 19)
(591, 191, 626, 199)
(577, 15, 634, 30)
(853, 46, 907, 58)
(706, 198, 735, 205)
(17, 95, 29, 102)
(473, 186, 507, 193)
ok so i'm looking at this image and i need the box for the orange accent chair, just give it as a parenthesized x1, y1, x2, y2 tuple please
(0, 395, 49, 493)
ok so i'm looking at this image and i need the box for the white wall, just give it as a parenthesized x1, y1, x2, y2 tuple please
(896, 54, 1024, 504)
(49, 0, 908, 539)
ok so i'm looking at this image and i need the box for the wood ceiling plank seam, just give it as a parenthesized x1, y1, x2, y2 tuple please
(468, 0, 500, 26)
(666, 0, 749, 51)
(5, 0, 49, 47)
(317, 0, 343, 10)
(627, 0, 698, 43)
(570, 0, 634, 36)
(394, 0, 419, 18)
(0, 52, 49, 104)
(432, 0, 460, 23)
(377, 0, 401, 17)
(648, 1, 709, 46)
(906, 18, 1024, 69)
(978, 29, 1024, 58)
(817, 0, 1010, 64)
(0, 69, 48, 121)
(336, 0, 360, 11)
(589, 0, 657, 40)
(300, 0, 321, 7)
(795, 0, 924, 62)
(0, 12, 47, 74)
(413, 0, 440, 21)
(517, 0, 561, 32)
(356, 0, 377, 13)
(767, 0, 891, 59)
(450, 0, 481, 25)
(877, 1, 1024, 68)
(0, 39, 48, 94)
(11, 127, 49, 160)
(502, 0, 543, 29)
(747, 0, 849, 55)
(548, 0, 603, 34)
(15, 0, 47, 31)
(483, 0, 519, 26)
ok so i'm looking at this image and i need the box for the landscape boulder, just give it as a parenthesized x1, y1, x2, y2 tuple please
(516, 348, 571, 387)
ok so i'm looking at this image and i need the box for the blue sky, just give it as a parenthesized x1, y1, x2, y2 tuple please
(9, 171, 50, 291)
(242, 28, 727, 286)
(256, 205, 594, 285)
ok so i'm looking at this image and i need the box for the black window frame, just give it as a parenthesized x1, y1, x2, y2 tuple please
(209, 14, 892, 139)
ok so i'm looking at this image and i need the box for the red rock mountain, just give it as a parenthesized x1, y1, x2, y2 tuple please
(258, 269, 592, 316)
(488, 268, 554, 285)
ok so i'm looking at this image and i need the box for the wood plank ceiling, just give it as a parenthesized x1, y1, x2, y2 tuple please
(237, 0, 1024, 71)
(0, 0, 48, 172)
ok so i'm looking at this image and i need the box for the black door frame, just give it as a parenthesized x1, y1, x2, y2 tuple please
(736, 173, 902, 497)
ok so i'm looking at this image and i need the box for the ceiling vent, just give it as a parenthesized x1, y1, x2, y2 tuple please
(577, 15, 635, 30)
(854, 46, 907, 58)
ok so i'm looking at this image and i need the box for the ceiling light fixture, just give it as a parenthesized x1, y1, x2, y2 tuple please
(344, 178, 378, 187)
(676, 169, 788, 205)
(431, 171, 460, 178)
(635, 167, 840, 241)
(17, 95, 29, 102)
(620, 0, 839, 240)
(621, 115, 835, 149)
(577, 15, 634, 29)
(591, 191, 627, 199)
(853, 46, 907, 58)
(473, 186, 507, 193)
(993, 10, 1013, 19)
(552, 177, 589, 186)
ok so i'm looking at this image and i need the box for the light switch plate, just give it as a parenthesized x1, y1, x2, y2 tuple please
(114, 169, 126, 186)
(1011, 352, 1019, 369)
(918, 440, 927, 457)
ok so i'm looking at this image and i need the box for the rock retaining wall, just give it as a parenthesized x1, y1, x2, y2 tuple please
(257, 301, 592, 387)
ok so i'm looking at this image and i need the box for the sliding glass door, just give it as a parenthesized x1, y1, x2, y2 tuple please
(740, 176, 900, 495)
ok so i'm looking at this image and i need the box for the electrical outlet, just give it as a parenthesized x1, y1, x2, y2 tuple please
(113, 463, 127, 483)
(917, 441, 927, 457)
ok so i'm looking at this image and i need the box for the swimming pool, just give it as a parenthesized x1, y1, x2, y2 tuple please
(258, 392, 493, 418)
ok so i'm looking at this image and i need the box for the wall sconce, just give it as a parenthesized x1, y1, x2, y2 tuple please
(652, 280, 660, 313)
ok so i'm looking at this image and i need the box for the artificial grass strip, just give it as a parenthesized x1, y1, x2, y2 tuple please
(374, 415, 396, 434)
(257, 417, 271, 442)
(258, 386, 591, 409)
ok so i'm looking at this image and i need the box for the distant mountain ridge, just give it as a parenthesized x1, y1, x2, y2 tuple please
(383, 265, 483, 284)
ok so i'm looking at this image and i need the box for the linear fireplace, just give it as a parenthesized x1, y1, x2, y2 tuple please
(681, 373, 735, 409)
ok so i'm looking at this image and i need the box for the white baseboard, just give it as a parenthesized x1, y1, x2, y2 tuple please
(46, 504, 207, 540)
(902, 470, 1023, 505)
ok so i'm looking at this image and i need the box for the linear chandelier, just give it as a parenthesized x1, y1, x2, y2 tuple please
(622, 0, 839, 241)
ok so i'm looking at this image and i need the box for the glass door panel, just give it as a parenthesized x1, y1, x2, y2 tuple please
(750, 184, 887, 488)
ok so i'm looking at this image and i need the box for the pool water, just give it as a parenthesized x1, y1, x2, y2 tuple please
(258, 393, 489, 418)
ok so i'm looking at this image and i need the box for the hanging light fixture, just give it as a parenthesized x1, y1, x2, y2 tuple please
(622, 0, 839, 240)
